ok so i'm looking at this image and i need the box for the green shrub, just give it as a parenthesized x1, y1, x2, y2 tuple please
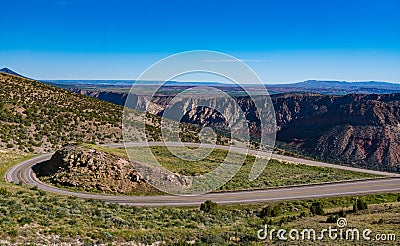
(326, 214, 339, 223)
(353, 199, 368, 212)
(300, 211, 308, 218)
(200, 200, 218, 213)
(259, 205, 281, 218)
(17, 216, 33, 225)
(310, 202, 324, 215)
(7, 229, 17, 237)
(0, 187, 10, 196)
(338, 209, 346, 217)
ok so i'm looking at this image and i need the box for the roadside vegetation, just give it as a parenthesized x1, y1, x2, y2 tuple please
(1, 145, 399, 245)
(0, 152, 398, 244)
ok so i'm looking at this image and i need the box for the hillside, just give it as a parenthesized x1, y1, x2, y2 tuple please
(0, 72, 126, 152)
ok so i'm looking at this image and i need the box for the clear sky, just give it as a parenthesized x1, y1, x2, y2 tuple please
(0, 0, 399, 83)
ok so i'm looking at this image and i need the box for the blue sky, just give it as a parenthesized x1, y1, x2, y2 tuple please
(0, 0, 399, 83)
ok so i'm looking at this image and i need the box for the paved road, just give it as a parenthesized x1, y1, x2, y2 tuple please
(5, 142, 400, 206)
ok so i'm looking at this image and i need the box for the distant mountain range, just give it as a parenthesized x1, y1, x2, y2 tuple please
(44, 79, 400, 95)
(45, 80, 227, 86)
(44, 78, 400, 95)
(3, 67, 400, 94)
(267, 80, 400, 94)
(0, 67, 28, 78)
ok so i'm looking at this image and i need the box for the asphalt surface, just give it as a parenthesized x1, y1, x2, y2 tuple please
(5, 142, 400, 206)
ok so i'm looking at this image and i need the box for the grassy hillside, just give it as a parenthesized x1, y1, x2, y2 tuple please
(0, 72, 124, 152)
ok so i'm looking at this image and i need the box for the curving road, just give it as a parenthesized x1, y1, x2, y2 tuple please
(5, 142, 400, 206)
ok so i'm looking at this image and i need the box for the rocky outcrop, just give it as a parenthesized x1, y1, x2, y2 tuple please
(35, 145, 143, 193)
